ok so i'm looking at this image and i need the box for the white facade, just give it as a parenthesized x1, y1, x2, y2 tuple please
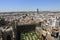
(46, 16, 59, 27)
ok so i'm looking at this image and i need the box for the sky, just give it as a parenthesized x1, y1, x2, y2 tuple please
(0, 0, 60, 12)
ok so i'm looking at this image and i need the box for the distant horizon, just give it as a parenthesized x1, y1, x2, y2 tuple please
(0, 10, 60, 12)
(1, 9, 60, 12)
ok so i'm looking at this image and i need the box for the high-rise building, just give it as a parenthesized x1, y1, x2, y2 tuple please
(37, 8, 39, 14)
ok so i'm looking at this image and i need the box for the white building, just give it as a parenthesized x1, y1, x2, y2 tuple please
(46, 16, 59, 27)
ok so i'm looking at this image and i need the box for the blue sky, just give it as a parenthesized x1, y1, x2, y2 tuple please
(0, 0, 60, 12)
